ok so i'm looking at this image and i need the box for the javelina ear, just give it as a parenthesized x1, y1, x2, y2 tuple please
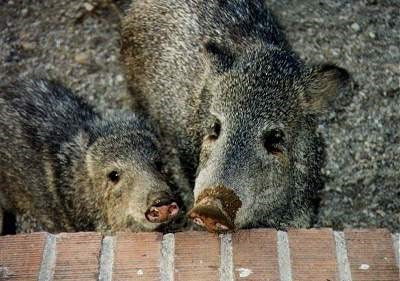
(203, 40, 235, 73)
(301, 64, 350, 114)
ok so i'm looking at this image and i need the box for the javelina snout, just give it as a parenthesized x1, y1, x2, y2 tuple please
(188, 186, 241, 233)
(145, 192, 179, 223)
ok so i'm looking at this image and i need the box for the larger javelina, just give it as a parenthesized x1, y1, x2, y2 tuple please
(121, 0, 349, 232)
(0, 78, 179, 234)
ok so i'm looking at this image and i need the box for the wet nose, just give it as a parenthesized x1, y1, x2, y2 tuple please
(188, 198, 233, 232)
(145, 197, 179, 223)
(188, 186, 242, 233)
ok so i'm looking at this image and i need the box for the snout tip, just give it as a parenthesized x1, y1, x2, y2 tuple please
(188, 186, 242, 233)
(145, 201, 179, 223)
(188, 210, 232, 233)
(188, 200, 234, 233)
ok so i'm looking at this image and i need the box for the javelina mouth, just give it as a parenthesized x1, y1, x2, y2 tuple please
(188, 186, 242, 233)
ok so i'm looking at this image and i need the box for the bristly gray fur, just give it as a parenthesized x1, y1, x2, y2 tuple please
(121, 0, 349, 229)
(0, 78, 183, 234)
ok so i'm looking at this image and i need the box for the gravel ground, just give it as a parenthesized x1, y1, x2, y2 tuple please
(1, 0, 399, 231)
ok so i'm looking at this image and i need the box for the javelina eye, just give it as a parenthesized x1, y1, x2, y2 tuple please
(154, 159, 163, 172)
(108, 171, 120, 183)
(264, 129, 285, 155)
(206, 120, 221, 141)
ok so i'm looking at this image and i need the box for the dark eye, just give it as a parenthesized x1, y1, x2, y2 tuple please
(154, 159, 163, 172)
(206, 119, 221, 141)
(264, 129, 285, 155)
(108, 171, 120, 183)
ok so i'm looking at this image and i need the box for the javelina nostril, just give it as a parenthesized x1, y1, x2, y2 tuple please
(145, 201, 179, 223)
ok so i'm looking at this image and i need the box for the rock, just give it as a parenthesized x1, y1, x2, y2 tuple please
(21, 8, 28, 16)
(74, 52, 90, 64)
(20, 41, 36, 51)
(116, 74, 124, 82)
(351, 22, 361, 32)
(83, 2, 94, 12)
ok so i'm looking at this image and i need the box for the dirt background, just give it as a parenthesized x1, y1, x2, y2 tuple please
(1, 0, 399, 231)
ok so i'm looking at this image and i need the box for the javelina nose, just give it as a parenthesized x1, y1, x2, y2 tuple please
(188, 186, 242, 233)
(145, 197, 179, 223)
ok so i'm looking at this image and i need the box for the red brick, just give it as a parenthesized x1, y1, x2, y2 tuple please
(113, 232, 162, 281)
(345, 229, 399, 281)
(0, 232, 47, 281)
(288, 228, 338, 281)
(174, 231, 220, 281)
(232, 229, 279, 281)
(53, 232, 102, 281)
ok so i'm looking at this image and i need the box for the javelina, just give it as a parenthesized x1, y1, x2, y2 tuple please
(0, 78, 180, 234)
(121, 0, 349, 232)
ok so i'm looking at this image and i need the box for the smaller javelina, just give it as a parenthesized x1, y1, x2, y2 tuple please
(0, 78, 179, 234)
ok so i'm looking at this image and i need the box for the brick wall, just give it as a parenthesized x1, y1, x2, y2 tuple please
(0, 229, 399, 281)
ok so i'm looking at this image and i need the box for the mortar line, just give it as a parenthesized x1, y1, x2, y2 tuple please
(277, 231, 292, 281)
(393, 233, 399, 270)
(334, 231, 353, 281)
(98, 236, 115, 281)
(160, 233, 175, 281)
(219, 233, 234, 281)
(38, 233, 57, 281)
